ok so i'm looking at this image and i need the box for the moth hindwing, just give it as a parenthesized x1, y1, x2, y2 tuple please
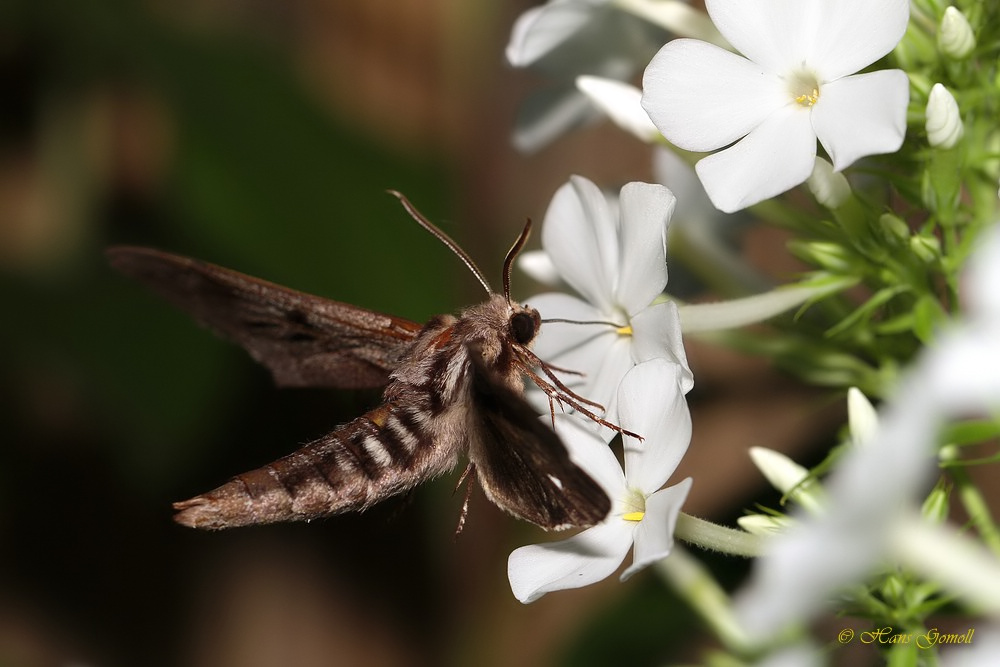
(108, 193, 622, 531)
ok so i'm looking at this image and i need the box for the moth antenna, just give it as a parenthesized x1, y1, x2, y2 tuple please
(388, 190, 493, 296)
(541, 317, 625, 328)
(502, 218, 532, 303)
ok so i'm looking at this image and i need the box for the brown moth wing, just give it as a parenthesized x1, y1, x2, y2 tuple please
(107, 246, 422, 389)
(465, 352, 610, 530)
(172, 400, 458, 530)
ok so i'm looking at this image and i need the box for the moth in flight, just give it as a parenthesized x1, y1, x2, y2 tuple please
(109, 192, 628, 532)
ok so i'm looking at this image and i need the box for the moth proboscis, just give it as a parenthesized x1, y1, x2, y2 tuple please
(108, 191, 635, 532)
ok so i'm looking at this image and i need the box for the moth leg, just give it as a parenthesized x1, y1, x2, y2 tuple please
(453, 463, 477, 538)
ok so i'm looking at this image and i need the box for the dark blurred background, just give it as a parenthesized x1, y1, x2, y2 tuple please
(0, 2, 842, 665)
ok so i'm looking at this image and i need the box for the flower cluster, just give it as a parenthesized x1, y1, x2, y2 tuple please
(502, 0, 1000, 664)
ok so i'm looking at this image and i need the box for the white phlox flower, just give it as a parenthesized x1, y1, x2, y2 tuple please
(527, 175, 692, 419)
(505, 0, 668, 151)
(508, 359, 693, 603)
(641, 0, 910, 213)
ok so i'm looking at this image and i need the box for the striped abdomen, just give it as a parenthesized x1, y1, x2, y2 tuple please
(172, 401, 458, 529)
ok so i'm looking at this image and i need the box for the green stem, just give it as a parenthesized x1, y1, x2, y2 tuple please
(675, 512, 765, 557)
(654, 546, 752, 652)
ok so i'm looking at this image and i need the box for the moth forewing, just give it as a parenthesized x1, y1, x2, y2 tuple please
(106, 246, 422, 389)
(465, 349, 610, 529)
(111, 195, 616, 532)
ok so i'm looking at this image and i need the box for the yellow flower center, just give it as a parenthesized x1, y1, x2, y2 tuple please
(788, 70, 821, 108)
(795, 88, 820, 107)
(617, 324, 633, 336)
(622, 489, 646, 523)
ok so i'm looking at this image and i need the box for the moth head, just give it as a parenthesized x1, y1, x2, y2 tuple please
(508, 306, 541, 346)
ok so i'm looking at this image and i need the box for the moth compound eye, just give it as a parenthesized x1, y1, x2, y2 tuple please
(510, 311, 537, 345)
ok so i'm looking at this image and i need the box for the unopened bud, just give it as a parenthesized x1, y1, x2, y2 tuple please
(737, 514, 792, 536)
(879, 213, 910, 245)
(938, 7, 975, 60)
(910, 234, 941, 263)
(847, 387, 878, 448)
(748, 447, 825, 516)
(790, 240, 853, 273)
(926, 83, 964, 149)
(807, 157, 851, 209)
(921, 482, 950, 524)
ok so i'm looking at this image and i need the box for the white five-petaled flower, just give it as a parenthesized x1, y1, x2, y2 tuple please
(641, 0, 910, 213)
(508, 359, 693, 603)
(526, 175, 692, 420)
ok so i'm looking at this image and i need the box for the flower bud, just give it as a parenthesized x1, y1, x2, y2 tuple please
(910, 234, 941, 263)
(789, 240, 853, 273)
(921, 482, 950, 524)
(847, 387, 878, 448)
(938, 7, 975, 60)
(878, 213, 910, 245)
(748, 447, 825, 516)
(926, 83, 964, 149)
(806, 157, 851, 209)
(737, 514, 792, 536)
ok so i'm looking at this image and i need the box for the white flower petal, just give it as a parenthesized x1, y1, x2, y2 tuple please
(963, 223, 1000, 323)
(652, 148, 714, 224)
(615, 182, 675, 313)
(630, 301, 692, 392)
(642, 39, 787, 152)
(677, 284, 829, 333)
(517, 250, 562, 287)
(530, 292, 613, 358)
(508, 520, 635, 603)
(541, 176, 620, 313)
(695, 104, 816, 212)
(506, 1, 601, 67)
(617, 360, 692, 492)
(552, 414, 625, 495)
(807, 0, 909, 81)
(530, 295, 636, 417)
(616, 0, 727, 46)
(576, 75, 661, 143)
(921, 327, 1000, 412)
(512, 85, 601, 154)
(735, 509, 885, 633)
(811, 70, 909, 171)
(705, 0, 817, 73)
(623, 479, 692, 580)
